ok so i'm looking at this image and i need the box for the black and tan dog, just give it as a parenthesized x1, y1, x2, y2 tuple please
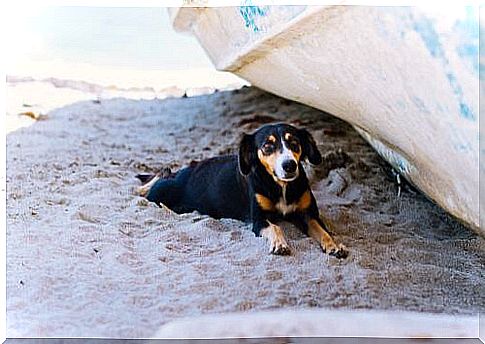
(137, 123, 347, 258)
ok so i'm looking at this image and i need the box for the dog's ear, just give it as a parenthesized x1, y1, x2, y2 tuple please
(238, 133, 255, 175)
(299, 128, 322, 165)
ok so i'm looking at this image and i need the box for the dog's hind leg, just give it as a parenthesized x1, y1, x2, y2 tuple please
(145, 177, 184, 209)
(136, 167, 174, 197)
(137, 174, 161, 197)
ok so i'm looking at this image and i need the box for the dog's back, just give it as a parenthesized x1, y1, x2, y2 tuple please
(138, 155, 250, 221)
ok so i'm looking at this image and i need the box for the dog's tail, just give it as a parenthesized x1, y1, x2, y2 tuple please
(136, 173, 156, 185)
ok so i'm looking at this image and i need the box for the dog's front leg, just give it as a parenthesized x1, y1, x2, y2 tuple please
(291, 214, 348, 259)
(307, 218, 347, 258)
(260, 221, 291, 255)
(251, 202, 290, 255)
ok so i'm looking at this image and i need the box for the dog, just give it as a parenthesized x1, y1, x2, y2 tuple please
(137, 123, 347, 258)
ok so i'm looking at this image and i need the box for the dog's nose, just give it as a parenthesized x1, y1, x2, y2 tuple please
(282, 160, 297, 174)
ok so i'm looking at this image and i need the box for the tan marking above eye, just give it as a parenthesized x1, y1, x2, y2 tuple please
(267, 135, 276, 143)
(284, 135, 301, 161)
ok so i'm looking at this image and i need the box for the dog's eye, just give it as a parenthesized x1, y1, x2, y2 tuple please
(289, 140, 300, 152)
(262, 143, 275, 154)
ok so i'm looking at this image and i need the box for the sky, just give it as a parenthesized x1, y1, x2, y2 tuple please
(5, 6, 214, 72)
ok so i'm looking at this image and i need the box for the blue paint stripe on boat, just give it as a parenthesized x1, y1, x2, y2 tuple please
(413, 16, 444, 59)
(239, 1, 269, 33)
(414, 12, 476, 121)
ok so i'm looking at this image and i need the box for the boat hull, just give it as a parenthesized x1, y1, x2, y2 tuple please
(170, 6, 481, 235)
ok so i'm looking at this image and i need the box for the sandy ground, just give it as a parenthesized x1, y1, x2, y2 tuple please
(6, 81, 485, 338)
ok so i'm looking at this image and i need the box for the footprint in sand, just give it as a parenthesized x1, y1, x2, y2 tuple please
(74, 204, 109, 224)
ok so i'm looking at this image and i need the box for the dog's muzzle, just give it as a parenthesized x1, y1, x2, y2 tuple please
(276, 158, 299, 181)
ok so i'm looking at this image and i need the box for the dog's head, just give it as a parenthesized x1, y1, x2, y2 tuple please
(238, 123, 322, 182)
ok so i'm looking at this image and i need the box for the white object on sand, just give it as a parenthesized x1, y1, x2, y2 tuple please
(169, 6, 481, 235)
(153, 309, 478, 339)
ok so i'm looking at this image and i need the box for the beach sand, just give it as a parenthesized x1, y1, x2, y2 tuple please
(6, 79, 484, 337)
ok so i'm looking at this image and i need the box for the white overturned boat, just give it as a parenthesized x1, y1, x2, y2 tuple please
(169, 6, 481, 235)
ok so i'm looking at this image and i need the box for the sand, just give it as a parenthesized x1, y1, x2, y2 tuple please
(6, 80, 485, 338)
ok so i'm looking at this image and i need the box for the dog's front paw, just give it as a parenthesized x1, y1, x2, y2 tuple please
(324, 242, 348, 259)
(261, 223, 291, 256)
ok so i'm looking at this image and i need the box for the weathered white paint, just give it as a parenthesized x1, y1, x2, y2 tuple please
(170, 6, 481, 235)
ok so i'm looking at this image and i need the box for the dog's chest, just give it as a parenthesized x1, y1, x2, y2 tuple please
(275, 185, 298, 215)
